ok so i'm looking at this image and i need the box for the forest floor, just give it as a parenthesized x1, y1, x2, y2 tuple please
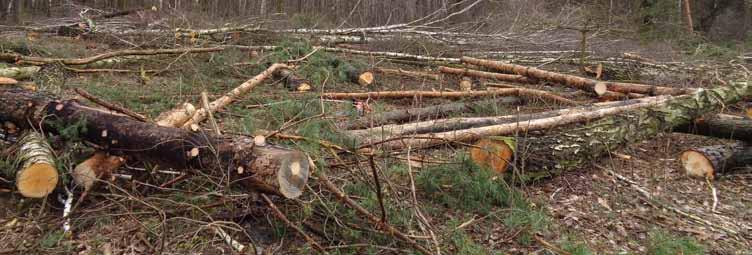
(1, 20, 751, 255)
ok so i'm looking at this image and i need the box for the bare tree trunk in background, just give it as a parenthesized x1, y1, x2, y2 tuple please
(683, 0, 693, 33)
(260, 0, 266, 16)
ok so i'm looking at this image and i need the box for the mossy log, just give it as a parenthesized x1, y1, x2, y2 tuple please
(468, 81, 751, 177)
(0, 67, 40, 80)
(0, 88, 309, 198)
(10, 131, 59, 198)
(680, 143, 752, 179)
(674, 114, 752, 142)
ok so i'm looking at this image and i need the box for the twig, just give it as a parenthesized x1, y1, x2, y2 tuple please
(287, 47, 322, 64)
(706, 177, 718, 213)
(367, 156, 388, 224)
(261, 194, 328, 254)
(317, 171, 432, 254)
(200, 91, 222, 136)
(533, 234, 572, 255)
(596, 164, 738, 235)
(74, 88, 148, 122)
(212, 225, 246, 253)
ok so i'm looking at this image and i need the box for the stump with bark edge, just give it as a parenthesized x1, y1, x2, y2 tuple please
(680, 143, 752, 179)
(470, 137, 515, 174)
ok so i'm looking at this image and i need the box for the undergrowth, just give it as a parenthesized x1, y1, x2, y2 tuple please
(647, 230, 705, 255)
(416, 154, 550, 246)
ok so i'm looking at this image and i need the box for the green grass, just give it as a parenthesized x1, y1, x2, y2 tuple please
(415, 153, 526, 214)
(447, 219, 492, 255)
(647, 230, 705, 255)
(558, 235, 593, 255)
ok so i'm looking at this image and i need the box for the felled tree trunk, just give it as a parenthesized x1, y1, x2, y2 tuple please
(343, 97, 521, 130)
(0, 66, 41, 80)
(375, 68, 440, 80)
(0, 88, 309, 198)
(155, 103, 197, 128)
(469, 81, 750, 177)
(350, 95, 670, 141)
(460, 57, 692, 96)
(182, 63, 288, 128)
(674, 114, 752, 142)
(10, 131, 59, 198)
(438, 66, 535, 84)
(322, 89, 579, 105)
(680, 143, 752, 179)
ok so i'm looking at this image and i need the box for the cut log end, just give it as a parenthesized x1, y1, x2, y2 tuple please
(459, 77, 473, 91)
(358, 72, 374, 86)
(277, 151, 311, 199)
(593, 82, 608, 96)
(680, 150, 715, 179)
(470, 138, 514, 174)
(0, 77, 19, 85)
(296, 82, 312, 92)
(73, 152, 125, 191)
(16, 163, 58, 198)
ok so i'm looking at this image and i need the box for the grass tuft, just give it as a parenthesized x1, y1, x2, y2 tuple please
(647, 230, 705, 255)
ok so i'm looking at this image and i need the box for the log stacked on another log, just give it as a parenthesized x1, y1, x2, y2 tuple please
(461, 56, 693, 98)
(0, 87, 309, 198)
(674, 114, 752, 142)
(456, 81, 750, 177)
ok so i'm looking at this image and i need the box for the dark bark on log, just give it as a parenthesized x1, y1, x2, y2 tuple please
(0, 88, 308, 198)
(680, 143, 752, 179)
(343, 97, 521, 130)
(673, 114, 752, 143)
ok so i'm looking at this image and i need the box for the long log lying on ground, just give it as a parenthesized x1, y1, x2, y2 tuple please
(0, 66, 41, 80)
(680, 143, 752, 179)
(673, 114, 752, 142)
(375, 68, 440, 81)
(182, 63, 289, 128)
(348, 96, 671, 140)
(461, 57, 693, 96)
(322, 47, 461, 63)
(438, 66, 535, 84)
(0, 88, 309, 198)
(343, 97, 521, 130)
(321, 88, 580, 105)
(4, 131, 59, 198)
(464, 81, 750, 176)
